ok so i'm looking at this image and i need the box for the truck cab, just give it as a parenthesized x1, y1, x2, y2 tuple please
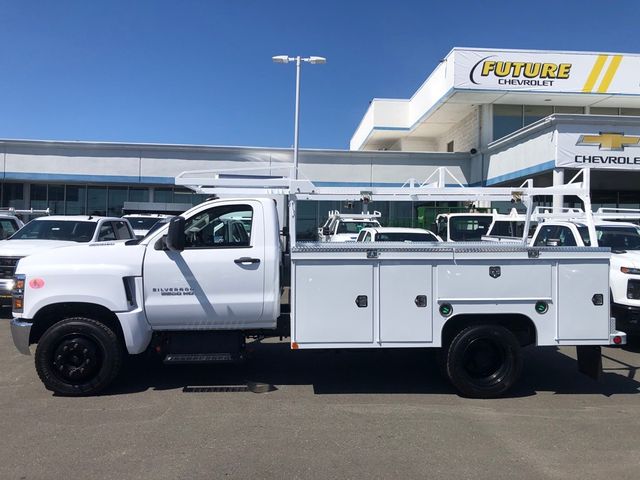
(531, 219, 640, 335)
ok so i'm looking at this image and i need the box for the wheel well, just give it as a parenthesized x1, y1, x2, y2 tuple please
(441, 313, 537, 348)
(29, 302, 124, 345)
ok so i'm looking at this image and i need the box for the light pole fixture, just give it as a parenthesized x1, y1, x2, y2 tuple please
(272, 55, 326, 179)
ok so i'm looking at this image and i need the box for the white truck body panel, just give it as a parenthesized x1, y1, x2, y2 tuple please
(291, 243, 611, 349)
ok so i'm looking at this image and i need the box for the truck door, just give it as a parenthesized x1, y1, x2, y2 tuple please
(143, 202, 265, 330)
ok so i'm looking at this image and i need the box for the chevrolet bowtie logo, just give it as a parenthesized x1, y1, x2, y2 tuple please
(577, 132, 640, 151)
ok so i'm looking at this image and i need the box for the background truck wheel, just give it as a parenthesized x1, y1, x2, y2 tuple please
(35, 317, 123, 396)
(445, 324, 522, 398)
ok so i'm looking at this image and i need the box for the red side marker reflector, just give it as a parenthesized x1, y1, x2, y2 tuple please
(29, 278, 45, 289)
(291, 342, 299, 350)
(613, 336, 622, 345)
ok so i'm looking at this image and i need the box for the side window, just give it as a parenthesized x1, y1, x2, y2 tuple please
(113, 221, 134, 240)
(556, 227, 577, 247)
(98, 222, 117, 241)
(184, 204, 253, 249)
(0, 219, 18, 239)
(356, 230, 367, 242)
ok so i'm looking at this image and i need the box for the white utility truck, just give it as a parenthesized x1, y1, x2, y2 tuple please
(318, 210, 382, 242)
(10, 167, 625, 398)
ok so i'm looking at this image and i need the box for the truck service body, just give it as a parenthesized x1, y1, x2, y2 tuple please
(9, 167, 625, 398)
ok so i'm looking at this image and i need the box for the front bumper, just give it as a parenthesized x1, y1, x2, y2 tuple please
(612, 304, 640, 334)
(10, 318, 32, 355)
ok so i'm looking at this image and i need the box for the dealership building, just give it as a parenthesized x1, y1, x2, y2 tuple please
(3, 47, 640, 230)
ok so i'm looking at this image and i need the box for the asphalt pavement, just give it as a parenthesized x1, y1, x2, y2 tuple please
(1, 317, 639, 480)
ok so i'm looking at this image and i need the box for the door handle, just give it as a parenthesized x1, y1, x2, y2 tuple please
(234, 257, 261, 264)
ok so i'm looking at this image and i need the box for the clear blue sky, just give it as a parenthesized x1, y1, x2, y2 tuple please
(1, 0, 639, 150)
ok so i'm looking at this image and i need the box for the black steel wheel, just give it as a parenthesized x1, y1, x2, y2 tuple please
(445, 324, 522, 398)
(35, 317, 123, 396)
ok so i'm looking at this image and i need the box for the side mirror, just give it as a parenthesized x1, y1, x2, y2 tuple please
(546, 239, 560, 247)
(322, 227, 331, 236)
(166, 217, 186, 252)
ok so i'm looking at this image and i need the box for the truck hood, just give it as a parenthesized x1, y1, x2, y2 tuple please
(16, 241, 146, 277)
(0, 239, 79, 257)
(611, 250, 640, 269)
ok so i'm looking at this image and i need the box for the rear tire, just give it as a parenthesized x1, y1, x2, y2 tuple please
(445, 324, 522, 398)
(35, 317, 123, 396)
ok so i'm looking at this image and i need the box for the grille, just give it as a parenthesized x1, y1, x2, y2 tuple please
(0, 257, 22, 280)
(627, 279, 640, 300)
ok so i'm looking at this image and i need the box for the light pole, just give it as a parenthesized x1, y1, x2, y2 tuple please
(272, 55, 326, 179)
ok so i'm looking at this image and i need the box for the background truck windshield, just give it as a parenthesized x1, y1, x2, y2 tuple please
(336, 221, 380, 234)
(126, 217, 162, 230)
(578, 226, 640, 250)
(376, 232, 437, 242)
(449, 216, 493, 241)
(11, 220, 96, 242)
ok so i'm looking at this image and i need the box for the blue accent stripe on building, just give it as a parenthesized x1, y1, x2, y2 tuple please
(484, 160, 556, 186)
(2, 172, 468, 189)
(3, 171, 175, 184)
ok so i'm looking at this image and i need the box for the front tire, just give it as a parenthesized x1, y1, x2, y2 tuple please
(445, 324, 522, 398)
(35, 317, 123, 396)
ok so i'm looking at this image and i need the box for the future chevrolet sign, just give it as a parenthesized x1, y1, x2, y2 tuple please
(455, 49, 640, 94)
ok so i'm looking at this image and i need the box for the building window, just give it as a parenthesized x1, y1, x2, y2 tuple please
(590, 107, 619, 115)
(621, 108, 640, 116)
(128, 187, 149, 203)
(107, 187, 128, 216)
(493, 105, 523, 140)
(30, 184, 47, 211)
(66, 186, 87, 215)
(446, 141, 454, 152)
(554, 106, 584, 114)
(49, 185, 65, 214)
(87, 186, 107, 216)
(2, 183, 24, 210)
(524, 106, 553, 126)
(154, 187, 173, 203)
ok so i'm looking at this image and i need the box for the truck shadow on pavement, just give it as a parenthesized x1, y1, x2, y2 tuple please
(106, 342, 640, 398)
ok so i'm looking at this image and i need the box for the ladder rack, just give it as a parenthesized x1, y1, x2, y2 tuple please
(175, 165, 597, 246)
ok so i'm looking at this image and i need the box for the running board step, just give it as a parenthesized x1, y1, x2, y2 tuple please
(163, 353, 241, 364)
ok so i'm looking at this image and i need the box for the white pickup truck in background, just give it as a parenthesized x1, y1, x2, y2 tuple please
(356, 227, 441, 242)
(319, 210, 382, 242)
(9, 167, 625, 399)
(0, 216, 135, 306)
(530, 217, 640, 336)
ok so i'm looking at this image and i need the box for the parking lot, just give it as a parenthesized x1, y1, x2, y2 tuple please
(1, 317, 640, 480)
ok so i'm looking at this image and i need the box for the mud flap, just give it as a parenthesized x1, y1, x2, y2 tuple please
(576, 345, 602, 380)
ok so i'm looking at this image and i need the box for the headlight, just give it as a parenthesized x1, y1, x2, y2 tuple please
(621, 267, 640, 275)
(12, 274, 25, 313)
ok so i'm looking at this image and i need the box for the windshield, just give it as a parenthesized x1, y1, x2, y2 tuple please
(11, 220, 96, 242)
(126, 217, 163, 230)
(376, 232, 438, 242)
(578, 225, 640, 250)
(449, 216, 493, 241)
(336, 220, 381, 234)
